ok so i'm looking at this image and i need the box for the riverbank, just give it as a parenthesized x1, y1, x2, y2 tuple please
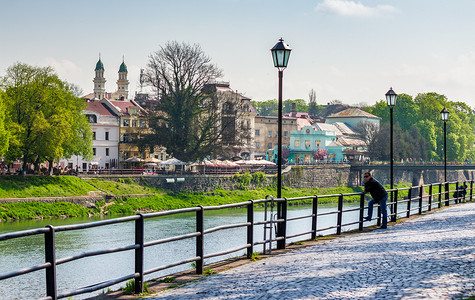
(0, 176, 413, 222)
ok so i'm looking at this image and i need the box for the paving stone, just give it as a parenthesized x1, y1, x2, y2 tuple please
(146, 202, 475, 299)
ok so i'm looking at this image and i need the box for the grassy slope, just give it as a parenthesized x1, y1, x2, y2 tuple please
(0, 176, 95, 198)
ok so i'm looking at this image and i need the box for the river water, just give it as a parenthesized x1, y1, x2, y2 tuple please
(0, 202, 375, 299)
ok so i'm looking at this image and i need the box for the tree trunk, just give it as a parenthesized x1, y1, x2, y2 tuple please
(48, 159, 54, 176)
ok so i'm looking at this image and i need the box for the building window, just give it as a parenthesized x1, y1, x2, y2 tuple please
(132, 120, 137, 127)
(255, 142, 260, 149)
(305, 140, 310, 148)
(93, 148, 96, 156)
(105, 163, 110, 169)
(316, 140, 321, 147)
(92, 132, 96, 140)
(140, 120, 146, 127)
(268, 131, 272, 137)
(284, 131, 288, 137)
(123, 119, 130, 127)
(105, 132, 109, 141)
(106, 148, 109, 156)
(267, 143, 272, 149)
(86, 114, 97, 123)
(82, 163, 87, 170)
(295, 140, 300, 147)
(255, 129, 260, 136)
(123, 134, 129, 142)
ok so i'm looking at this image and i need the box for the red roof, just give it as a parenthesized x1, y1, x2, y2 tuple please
(86, 101, 117, 117)
(108, 100, 146, 116)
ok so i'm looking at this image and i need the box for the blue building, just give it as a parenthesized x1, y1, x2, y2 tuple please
(283, 125, 345, 164)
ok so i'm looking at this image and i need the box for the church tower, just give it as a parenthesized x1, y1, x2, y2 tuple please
(93, 57, 106, 100)
(117, 58, 129, 100)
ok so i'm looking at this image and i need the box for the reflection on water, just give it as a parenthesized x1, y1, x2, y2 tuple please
(0, 203, 369, 299)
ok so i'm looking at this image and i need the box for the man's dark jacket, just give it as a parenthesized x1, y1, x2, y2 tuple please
(364, 177, 388, 202)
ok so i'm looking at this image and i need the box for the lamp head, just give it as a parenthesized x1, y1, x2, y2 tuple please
(271, 38, 292, 70)
(385, 87, 397, 107)
(441, 107, 449, 121)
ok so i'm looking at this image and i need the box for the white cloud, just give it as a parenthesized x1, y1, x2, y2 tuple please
(315, 0, 397, 17)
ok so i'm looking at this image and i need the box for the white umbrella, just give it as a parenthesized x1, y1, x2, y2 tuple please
(159, 158, 186, 165)
(125, 157, 144, 163)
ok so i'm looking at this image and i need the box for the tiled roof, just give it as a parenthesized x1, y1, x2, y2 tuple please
(337, 137, 367, 146)
(296, 118, 312, 130)
(332, 122, 358, 135)
(313, 123, 343, 135)
(86, 101, 117, 117)
(108, 100, 146, 116)
(327, 108, 379, 119)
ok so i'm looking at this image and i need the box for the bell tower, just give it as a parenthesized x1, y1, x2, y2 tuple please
(117, 57, 129, 99)
(93, 55, 106, 100)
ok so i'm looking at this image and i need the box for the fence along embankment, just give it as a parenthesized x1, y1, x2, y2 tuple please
(0, 180, 472, 299)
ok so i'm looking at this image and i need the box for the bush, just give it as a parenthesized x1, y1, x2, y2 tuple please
(232, 172, 252, 190)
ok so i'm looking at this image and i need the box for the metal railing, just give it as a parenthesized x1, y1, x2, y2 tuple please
(0, 180, 472, 299)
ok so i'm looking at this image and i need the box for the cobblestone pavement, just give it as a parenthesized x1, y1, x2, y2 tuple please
(148, 202, 475, 299)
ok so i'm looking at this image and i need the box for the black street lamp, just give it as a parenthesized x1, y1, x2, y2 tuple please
(385, 88, 397, 222)
(271, 38, 291, 199)
(441, 107, 449, 205)
(271, 38, 291, 250)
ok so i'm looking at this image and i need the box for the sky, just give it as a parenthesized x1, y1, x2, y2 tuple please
(2, 0, 475, 107)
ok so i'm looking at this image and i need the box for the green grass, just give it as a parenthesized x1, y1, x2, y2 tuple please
(86, 178, 157, 195)
(0, 201, 92, 221)
(0, 176, 95, 198)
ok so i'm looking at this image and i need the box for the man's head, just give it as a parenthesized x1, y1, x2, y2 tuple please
(364, 172, 372, 183)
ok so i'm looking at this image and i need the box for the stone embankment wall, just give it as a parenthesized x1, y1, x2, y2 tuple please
(89, 165, 352, 192)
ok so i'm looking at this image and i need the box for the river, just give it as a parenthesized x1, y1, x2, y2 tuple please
(0, 202, 381, 299)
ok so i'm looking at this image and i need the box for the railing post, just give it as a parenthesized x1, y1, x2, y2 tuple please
(247, 201, 254, 259)
(406, 188, 412, 218)
(336, 194, 343, 235)
(277, 198, 287, 249)
(376, 201, 381, 227)
(45, 225, 57, 300)
(471, 180, 473, 201)
(134, 214, 144, 294)
(428, 184, 433, 211)
(392, 189, 398, 222)
(445, 182, 450, 206)
(438, 183, 442, 208)
(418, 185, 423, 215)
(463, 181, 467, 203)
(196, 205, 204, 274)
(358, 193, 365, 231)
(455, 181, 459, 204)
(311, 195, 318, 239)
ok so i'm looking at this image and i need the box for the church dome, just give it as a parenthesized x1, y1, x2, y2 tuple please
(119, 61, 127, 73)
(95, 59, 104, 71)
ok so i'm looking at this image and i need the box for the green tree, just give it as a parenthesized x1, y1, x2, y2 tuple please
(0, 90, 9, 156)
(1, 63, 92, 174)
(368, 92, 475, 162)
(252, 99, 278, 116)
(283, 99, 308, 114)
(142, 41, 248, 162)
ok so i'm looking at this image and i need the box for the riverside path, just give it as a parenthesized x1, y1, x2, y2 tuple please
(147, 202, 475, 300)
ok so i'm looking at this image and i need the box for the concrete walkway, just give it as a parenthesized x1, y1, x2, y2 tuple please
(148, 202, 475, 299)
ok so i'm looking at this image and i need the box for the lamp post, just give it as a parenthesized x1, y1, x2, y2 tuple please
(271, 38, 291, 199)
(385, 88, 397, 222)
(441, 107, 449, 205)
(271, 38, 291, 250)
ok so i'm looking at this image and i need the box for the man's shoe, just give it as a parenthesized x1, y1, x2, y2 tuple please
(364, 216, 372, 221)
(378, 226, 387, 229)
